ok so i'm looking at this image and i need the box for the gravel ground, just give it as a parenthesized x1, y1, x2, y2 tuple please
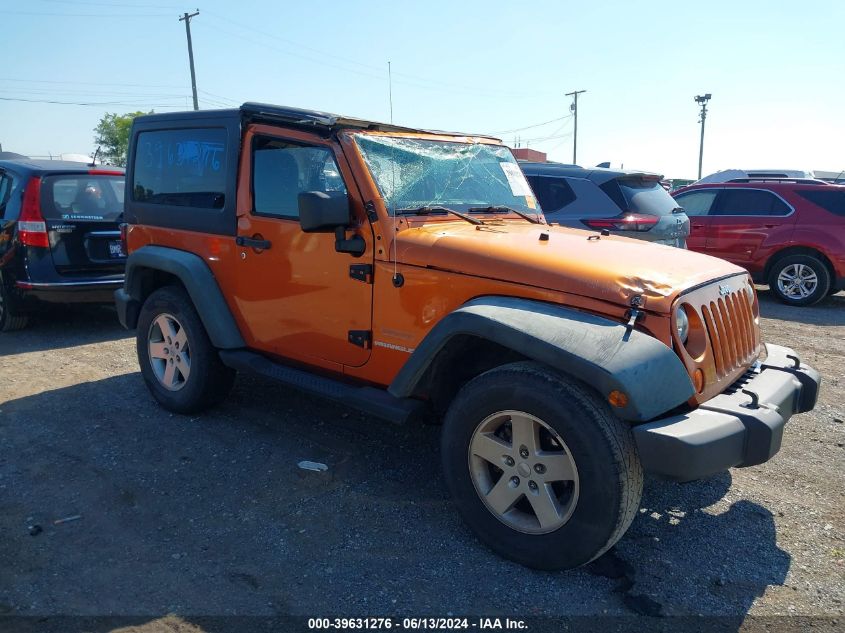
(0, 290, 842, 627)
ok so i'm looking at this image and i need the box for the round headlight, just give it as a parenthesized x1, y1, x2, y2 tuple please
(675, 306, 689, 343)
(745, 282, 755, 301)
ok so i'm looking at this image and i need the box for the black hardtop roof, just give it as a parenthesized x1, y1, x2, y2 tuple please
(133, 102, 501, 141)
(0, 158, 124, 174)
(520, 161, 664, 183)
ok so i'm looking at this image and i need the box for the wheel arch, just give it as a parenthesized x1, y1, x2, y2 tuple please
(764, 245, 836, 282)
(389, 296, 694, 423)
(117, 245, 245, 349)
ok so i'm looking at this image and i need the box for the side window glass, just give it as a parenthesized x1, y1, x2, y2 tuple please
(714, 189, 791, 216)
(525, 176, 576, 212)
(133, 127, 227, 209)
(0, 174, 11, 218)
(797, 189, 845, 216)
(252, 137, 347, 219)
(675, 190, 719, 216)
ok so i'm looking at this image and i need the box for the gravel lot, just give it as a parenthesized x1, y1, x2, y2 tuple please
(1, 290, 843, 627)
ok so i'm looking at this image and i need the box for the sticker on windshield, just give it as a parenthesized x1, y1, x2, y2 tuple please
(499, 162, 533, 197)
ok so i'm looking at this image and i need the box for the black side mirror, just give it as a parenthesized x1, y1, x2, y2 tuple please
(298, 191, 350, 233)
(298, 190, 365, 256)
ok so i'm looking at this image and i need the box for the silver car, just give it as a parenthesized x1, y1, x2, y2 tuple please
(521, 163, 690, 247)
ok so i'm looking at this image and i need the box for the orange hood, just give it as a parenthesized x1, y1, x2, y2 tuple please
(395, 221, 746, 314)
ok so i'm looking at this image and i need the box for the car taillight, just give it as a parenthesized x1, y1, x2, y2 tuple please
(19, 176, 49, 248)
(582, 213, 660, 232)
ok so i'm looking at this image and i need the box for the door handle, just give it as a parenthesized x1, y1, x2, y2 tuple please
(763, 224, 776, 228)
(236, 236, 272, 250)
(692, 223, 704, 229)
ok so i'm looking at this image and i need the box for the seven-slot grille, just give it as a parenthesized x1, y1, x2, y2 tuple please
(700, 288, 759, 379)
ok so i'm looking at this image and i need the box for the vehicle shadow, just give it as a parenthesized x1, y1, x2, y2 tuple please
(603, 472, 790, 622)
(0, 304, 129, 356)
(0, 372, 792, 622)
(757, 287, 845, 326)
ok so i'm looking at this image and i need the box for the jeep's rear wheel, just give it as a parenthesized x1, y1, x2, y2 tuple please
(137, 286, 235, 413)
(0, 280, 29, 332)
(441, 361, 642, 570)
(768, 254, 831, 306)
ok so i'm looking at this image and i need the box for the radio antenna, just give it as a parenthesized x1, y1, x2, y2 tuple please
(388, 61, 394, 124)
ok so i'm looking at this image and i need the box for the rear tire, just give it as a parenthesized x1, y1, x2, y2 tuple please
(768, 254, 831, 306)
(0, 280, 29, 332)
(441, 361, 642, 570)
(136, 285, 235, 413)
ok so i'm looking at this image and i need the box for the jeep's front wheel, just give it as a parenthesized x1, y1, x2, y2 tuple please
(441, 361, 642, 570)
(137, 286, 235, 414)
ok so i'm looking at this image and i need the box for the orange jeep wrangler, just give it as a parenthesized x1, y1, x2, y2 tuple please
(116, 103, 820, 570)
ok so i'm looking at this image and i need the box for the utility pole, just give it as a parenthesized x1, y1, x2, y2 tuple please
(565, 90, 586, 164)
(695, 93, 711, 179)
(179, 10, 200, 111)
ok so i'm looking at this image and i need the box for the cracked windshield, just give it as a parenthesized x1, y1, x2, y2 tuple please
(354, 134, 540, 216)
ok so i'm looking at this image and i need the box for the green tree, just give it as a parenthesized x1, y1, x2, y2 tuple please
(93, 111, 150, 166)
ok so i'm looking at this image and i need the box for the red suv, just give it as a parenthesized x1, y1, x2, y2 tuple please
(672, 180, 845, 306)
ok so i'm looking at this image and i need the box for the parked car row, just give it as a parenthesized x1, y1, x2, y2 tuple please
(1, 151, 842, 333)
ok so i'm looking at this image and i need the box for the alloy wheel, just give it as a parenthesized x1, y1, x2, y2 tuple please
(147, 313, 191, 391)
(777, 263, 818, 299)
(468, 410, 579, 534)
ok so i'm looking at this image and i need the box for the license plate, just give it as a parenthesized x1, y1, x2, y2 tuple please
(109, 240, 125, 258)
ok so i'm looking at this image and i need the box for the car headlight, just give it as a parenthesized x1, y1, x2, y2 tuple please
(675, 307, 689, 343)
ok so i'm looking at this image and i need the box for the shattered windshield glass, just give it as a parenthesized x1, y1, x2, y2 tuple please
(353, 135, 540, 215)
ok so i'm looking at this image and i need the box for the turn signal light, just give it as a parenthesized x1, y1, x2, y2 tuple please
(608, 390, 629, 408)
(693, 369, 705, 393)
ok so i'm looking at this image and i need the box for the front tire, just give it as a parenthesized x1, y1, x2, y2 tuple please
(768, 254, 831, 306)
(136, 285, 235, 414)
(441, 361, 642, 570)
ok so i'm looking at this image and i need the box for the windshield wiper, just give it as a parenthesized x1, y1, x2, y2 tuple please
(468, 205, 542, 224)
(396, 205, 483, 225)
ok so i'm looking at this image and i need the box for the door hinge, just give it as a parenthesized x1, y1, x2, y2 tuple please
(349, 264, 374, 284)
(365, 201, 378, 223)
(348, 330, 371, 349)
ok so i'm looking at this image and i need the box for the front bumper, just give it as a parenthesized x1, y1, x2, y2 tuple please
(633, 344, 820, 481)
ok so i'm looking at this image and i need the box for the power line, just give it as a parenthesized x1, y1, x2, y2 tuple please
(491, 115, 573, 135)
(1, 10, 172, 17)
(35, 0, 184, 7)
(0, 77, 185, 89)
(0, 96, 186, 107)
(200, 10, 553, 100)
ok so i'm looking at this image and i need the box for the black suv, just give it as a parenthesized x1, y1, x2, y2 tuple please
(520, 162, 690, 247)
(0, 159, 126, 331)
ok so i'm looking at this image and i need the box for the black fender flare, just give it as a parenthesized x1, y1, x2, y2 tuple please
(116, 245, 245, 349)
(388, 296, 694, 422)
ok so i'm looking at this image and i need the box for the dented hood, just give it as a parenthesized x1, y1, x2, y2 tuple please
(396, 221, 746, 314)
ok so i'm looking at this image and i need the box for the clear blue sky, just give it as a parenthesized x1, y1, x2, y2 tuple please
(1, 0, 843, 179)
